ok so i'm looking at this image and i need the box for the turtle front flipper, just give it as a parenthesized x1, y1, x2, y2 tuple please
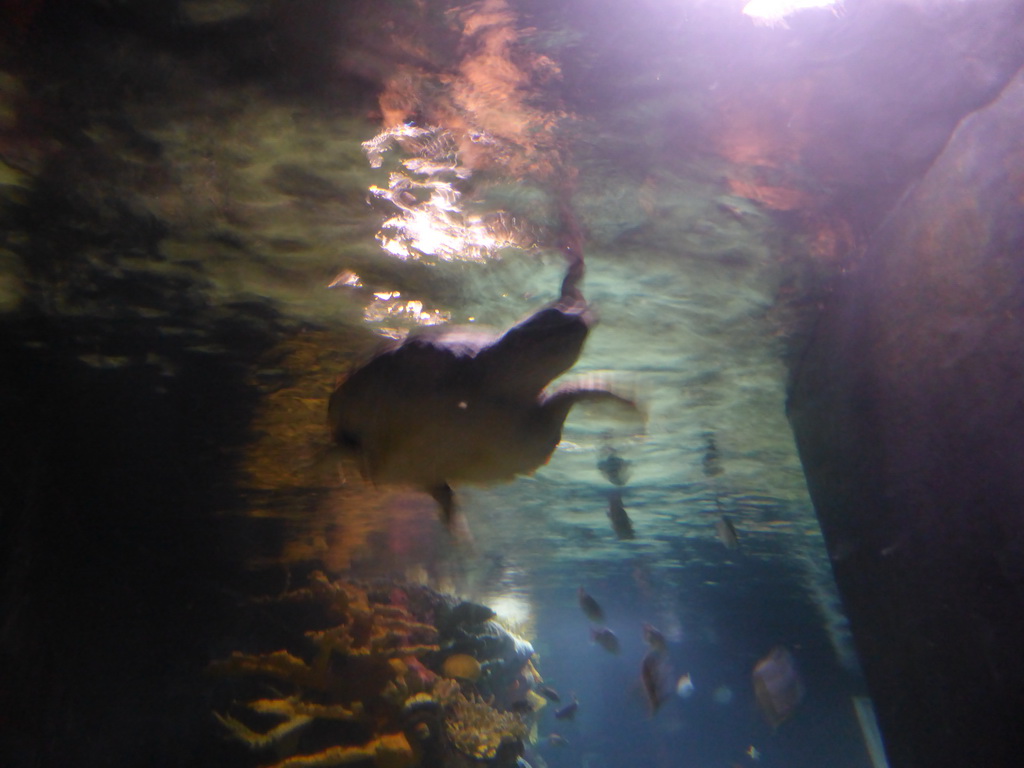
(538, 383, 644, 437)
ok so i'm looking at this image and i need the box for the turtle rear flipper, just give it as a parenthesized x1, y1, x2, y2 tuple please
(427, 483, 478, 545)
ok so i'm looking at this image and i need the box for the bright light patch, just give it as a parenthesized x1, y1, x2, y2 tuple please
(361, 125, 530, 263)
(362, 289, 451, 337)
(486, 594, 531, 627)
(326, 269, 362, 289)
(742, 0, 841, 28)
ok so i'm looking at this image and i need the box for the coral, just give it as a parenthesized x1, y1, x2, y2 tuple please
(208, 649, 326, 689)
(214, 711, 313, 750)
(213, 694, 367, 749)
(261, 733, 415, 768)
(211, 576, 441, 761)
(437, 686, 529, 761)
(211, 575, 540, 768)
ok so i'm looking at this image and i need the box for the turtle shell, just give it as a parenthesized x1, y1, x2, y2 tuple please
(328, 300, 626, 521)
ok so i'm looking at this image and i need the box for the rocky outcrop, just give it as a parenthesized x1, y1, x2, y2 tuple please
(788, 64, 1024, 768)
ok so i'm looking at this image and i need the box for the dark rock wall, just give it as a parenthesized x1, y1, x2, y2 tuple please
(788, 65, 1024, 767)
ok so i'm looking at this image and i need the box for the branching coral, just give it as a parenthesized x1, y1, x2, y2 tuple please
(212, 575, 538, 768)
(214, 711, 313, 750)
(261, 733, 415, 768)
(214, 693, 366, 749)
(211, 576, 443, 765)
(209, 649, 326, 689)
(438, 686, 529, 760)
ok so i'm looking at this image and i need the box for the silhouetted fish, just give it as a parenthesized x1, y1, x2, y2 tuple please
(607, 490, 635, 539)
(597, 447, 631, 486)
(702, 433, 723, 477)
(538, 685, 561, 703)
(578, 587, 604, 622)
(715, 515, 739, 550)
(554, 696, 579, 720)
(591, 627, 621, 654)
(642, 623, 667, 653)
(641, 650, 673, 714)
(752, 646, 804, 728)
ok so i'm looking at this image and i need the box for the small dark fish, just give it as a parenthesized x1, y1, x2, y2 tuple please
(752, 645, 804, 728)
(591, 627, 621, 654)
(715, 515, 739, 550)
(597, 448, 631, 486)
(548, 734, 570, 747)
(642, 623, 667, 653)
(702, 433, 723, 477)
(641, 650, 673, 714)
(538, 685, 561, 703)
(554, 696, 579, 720)
(607, 490, 635, 540)
(578, 587, 604, 622)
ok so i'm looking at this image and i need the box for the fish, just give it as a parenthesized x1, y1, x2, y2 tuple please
(591, 627, 621, 654)
(597, 448, 631, 486)
(642, 623, 667, 653)
(548, 733, 570, 747)
(715, 515, 739, 550)
(554, 696, 579, 720)
(442, 653, 482, 682)
(577, 587, 604, 622)
(607, 490, 635, 539)
(702, 434, 723, 477)
(641, 650, 673, 714)
(675, 672, 695, 699)
(752, 645, 804, 728)
(537, 685, 561, 703)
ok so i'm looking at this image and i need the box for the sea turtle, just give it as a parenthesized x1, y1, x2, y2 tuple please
(328, 295, 637, 525)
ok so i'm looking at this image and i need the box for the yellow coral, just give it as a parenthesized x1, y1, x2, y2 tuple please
(214, 712, 313, 749)
(249, 696, 363, 720)
(208, 650, 326, 689)
(262, 733, 414, 768)
(373, 733, 416, 768)
(307, 625, 439, 659)
(213, 696, 365, 750)
(211, 576, 520, 768)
